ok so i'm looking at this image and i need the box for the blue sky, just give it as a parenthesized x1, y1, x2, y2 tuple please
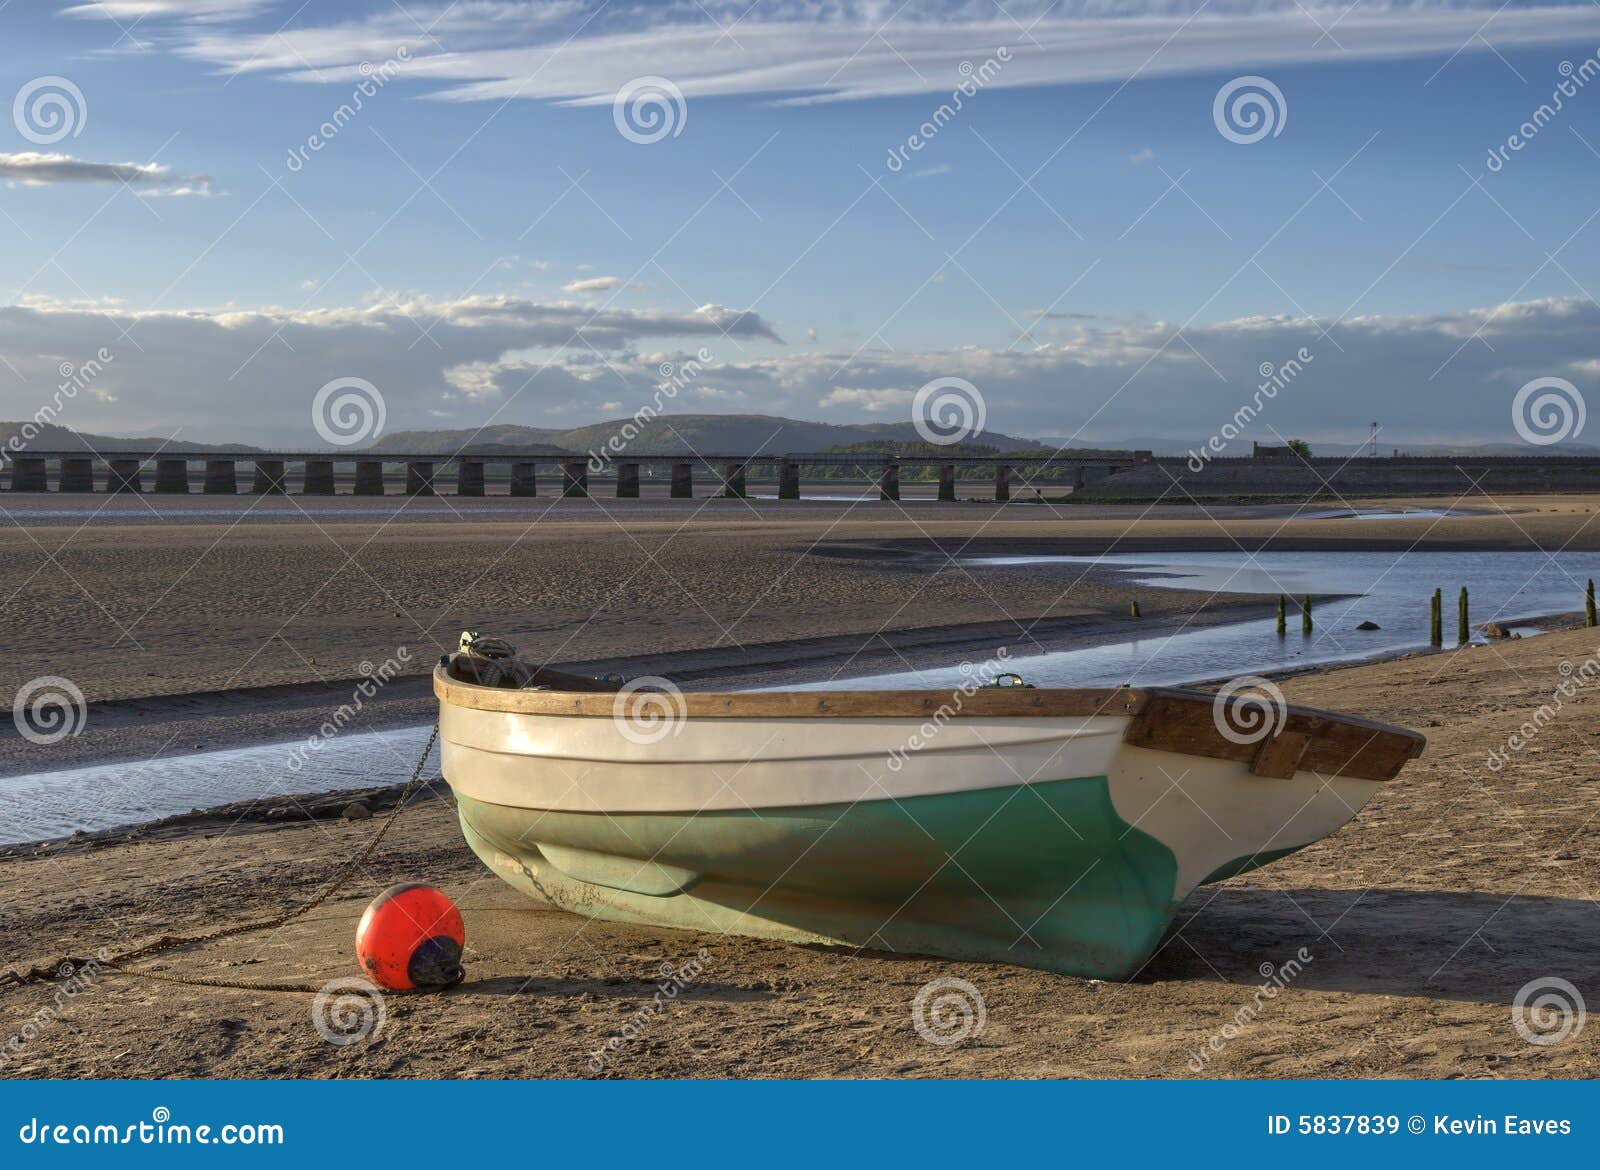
(3, 0, 1600, 447)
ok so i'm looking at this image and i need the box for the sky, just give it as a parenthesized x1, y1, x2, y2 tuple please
(2, 0, 1600, 448)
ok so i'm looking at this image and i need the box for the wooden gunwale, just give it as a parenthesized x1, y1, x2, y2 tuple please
(433, 662, 1426, 782)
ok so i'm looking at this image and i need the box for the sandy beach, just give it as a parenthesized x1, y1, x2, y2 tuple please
(0, 493, 1597, 1079)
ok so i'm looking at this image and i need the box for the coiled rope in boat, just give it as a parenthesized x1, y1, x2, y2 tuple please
(0, 724, 441, 996)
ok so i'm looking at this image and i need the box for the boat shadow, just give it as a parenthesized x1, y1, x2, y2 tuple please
(1146, 885, 1599, 1005)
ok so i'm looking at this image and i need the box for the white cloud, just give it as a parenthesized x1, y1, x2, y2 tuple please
(6, 290, 1600, 446)
(819, 386, 915, 411)
(561, 275, 623, 293)
(0, 293, 781, 442)
(0, 152, 212, 195)
(63, 1, 1600, 107)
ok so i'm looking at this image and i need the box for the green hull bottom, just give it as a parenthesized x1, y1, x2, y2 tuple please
(456, 776, 1290, 979)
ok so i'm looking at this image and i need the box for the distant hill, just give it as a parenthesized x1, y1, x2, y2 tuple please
(0, 421, 266, 454)
(364, 414, 1047, 456)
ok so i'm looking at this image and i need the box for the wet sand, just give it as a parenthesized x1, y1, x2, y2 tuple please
(2, 493, 1598, 1078)
(2, 492, 1598, 706)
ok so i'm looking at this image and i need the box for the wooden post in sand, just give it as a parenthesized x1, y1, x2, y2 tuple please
(1301, 595, 1313, 635)
(1587, 579, 1596, 628)
(1276, 595, 1287, 636)
(1430, 589, 1442, 647)
(1458, 587, 1469, 645)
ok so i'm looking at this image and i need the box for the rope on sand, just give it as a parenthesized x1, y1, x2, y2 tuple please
(0, 724, 441, 997)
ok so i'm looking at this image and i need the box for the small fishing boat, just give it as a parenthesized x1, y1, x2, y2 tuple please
(435, 640, 1424, 979)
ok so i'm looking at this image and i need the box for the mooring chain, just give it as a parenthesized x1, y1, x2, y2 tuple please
(0, 724, 441, 995)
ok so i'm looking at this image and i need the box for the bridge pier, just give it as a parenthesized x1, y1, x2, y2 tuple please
(204, 459, 237, 494)
(456, 460, 485, 497)
(405, 461, 435, 496)
(721, 462, 747, 498)
(354, 461, 385, 496)
(252, 460, 287, 494)
(9, 456, 47, 491)
(302, 459, 336, 495)
(510, 462, 537, 497)
(60, 457, 95, 493)
(108, 458, 143, 493)
(562, 462, 588, 498)
(778, 461, 799, 500)
(995, 465, 1011, 502)
(616, 463, 640, 498)
(671, 463, 693, 499)
(154, 458, 190, 494)
(1073, 466, 1086, 491)
(938, 464, 956, 502)
(879, 461, 900, 502)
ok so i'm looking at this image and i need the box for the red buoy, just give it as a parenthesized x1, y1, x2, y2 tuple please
(355, 883, 465, 991)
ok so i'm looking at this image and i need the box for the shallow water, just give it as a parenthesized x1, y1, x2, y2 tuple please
(799, 550, 1599, 690)
(0, 725, 437, 846)
(7, 549, 1597, 843)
